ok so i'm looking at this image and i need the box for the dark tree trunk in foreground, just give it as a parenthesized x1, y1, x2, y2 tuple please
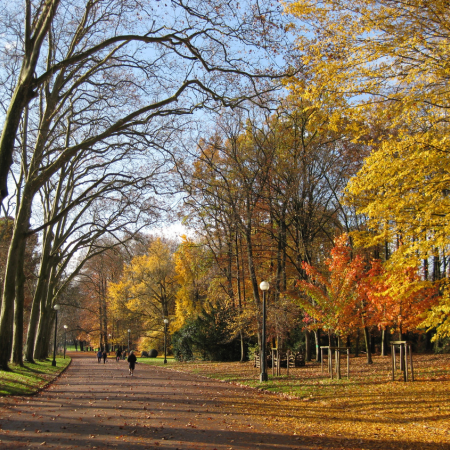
(25, 229, 54, 362)
(12, 237, 27, 365)
(34, 303, 54, 360)
(0, 193, 33, 369)
(0, 0, 60, 205)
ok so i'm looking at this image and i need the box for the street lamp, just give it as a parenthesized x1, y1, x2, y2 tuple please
(259, 281, 270, 382)
(63, 325, 68, 359)
(163, 318, 169, 364)
(52, 304, 60, 366)
(108, 333, 112, 353)
(127, 329, 131, 353)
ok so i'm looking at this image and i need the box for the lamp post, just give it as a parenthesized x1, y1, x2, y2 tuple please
(108, 333, 112, 353)
(52, 304, 60, 366)
(63, 325, 68, 359)
(127, 329, 131, 353)
(163, 318, 169, 364)
(259, 281, 270, 382)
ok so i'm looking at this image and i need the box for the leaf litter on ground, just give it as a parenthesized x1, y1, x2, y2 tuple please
(164, 353, 450, 449)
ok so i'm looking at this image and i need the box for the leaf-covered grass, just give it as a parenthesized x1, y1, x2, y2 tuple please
(0, 357, 71, 396)
(163, 354, 450, 448)
(168, 353, 450, 396)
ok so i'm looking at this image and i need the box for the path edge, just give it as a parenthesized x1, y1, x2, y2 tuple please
(31, 357, 73, 397)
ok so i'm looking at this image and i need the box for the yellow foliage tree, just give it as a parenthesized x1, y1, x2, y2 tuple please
(285, 0, 450, 131)
(285, 0, 450, 337)
(108, 238, 177, 351)
(285, 0, 450, 256)
(173, 235, 212, 332)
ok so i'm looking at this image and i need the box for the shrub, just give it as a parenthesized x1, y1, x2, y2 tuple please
(171, 304, 240, 362)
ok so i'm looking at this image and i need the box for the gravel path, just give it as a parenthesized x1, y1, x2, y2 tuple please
(0, 353, 304, 449)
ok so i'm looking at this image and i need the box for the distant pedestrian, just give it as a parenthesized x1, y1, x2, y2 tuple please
(127, 350, 137, 376)
(97, 350, 102, 363)
(115, 348, 122, 362)
(102, 350, 107, 364)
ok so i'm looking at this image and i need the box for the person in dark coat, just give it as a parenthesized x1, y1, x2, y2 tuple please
(115, 348, 122, 362)
(102, 350, 107, 363)
(127, 350, 137, 376)
(97, 350, 102, 363)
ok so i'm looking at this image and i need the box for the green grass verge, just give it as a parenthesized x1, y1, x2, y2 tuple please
(138, 356, 176, 366)
(0, 356, 71, 396)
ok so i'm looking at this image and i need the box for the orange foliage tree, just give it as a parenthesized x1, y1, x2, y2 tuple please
(361, 261, 438, 341)
(296, 234, 365, 344)
(297, 234, 439, 361)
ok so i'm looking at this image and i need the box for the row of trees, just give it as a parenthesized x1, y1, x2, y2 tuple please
(74, 0, 450, 361)
(2, 0, 450, 367)
(171, 0, 450, 359)
(0, 0, 292, 369)
(20, 93, 449, 361)
(285, 0, 450, 338)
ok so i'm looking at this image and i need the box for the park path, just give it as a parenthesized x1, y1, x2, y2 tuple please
(0, 353, 304, 449)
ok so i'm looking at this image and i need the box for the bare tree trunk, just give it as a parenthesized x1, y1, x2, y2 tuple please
(25, 230, 55, 362)
(102, 275, 108, 351)
(0, 0, 60, 205)
(363, 326, 373, 364)
(281, 220, 287, 291)
(314, 329, 321, 362)
(34, 272, 58, 360)
(355, 329, 360, 357)
(34, 306, 55, 360)
(381, 329, 386, 356)
(0, 193, 33, 369)
(25, 292, 41, 362)
(305, 329, 311, 361)
(239, 330, 245, 362)
(275, 223, 282, 302)
(12, 237, 27, 365)
(244, 227, 261, 312)
(235, 231, 245, 363)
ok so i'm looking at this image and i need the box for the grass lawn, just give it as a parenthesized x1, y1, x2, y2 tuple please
(158, 353, 450, 448)
(138, 356, 176, 366)
(0, 356, 71, 396)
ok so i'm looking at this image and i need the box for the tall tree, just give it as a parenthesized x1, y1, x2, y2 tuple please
(0, 0, 291, 206)
(108, 238, 178, 347)
(0, 0, 292, 370)
(173, 236, 212, 332)
(285, 0, 450, 338)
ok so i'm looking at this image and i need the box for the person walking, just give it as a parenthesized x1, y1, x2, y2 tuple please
(127, 350, 137, 376)
(102, 350, 107, 364)
(97, 349, 102, 363)
(115, 348, 122, 362)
